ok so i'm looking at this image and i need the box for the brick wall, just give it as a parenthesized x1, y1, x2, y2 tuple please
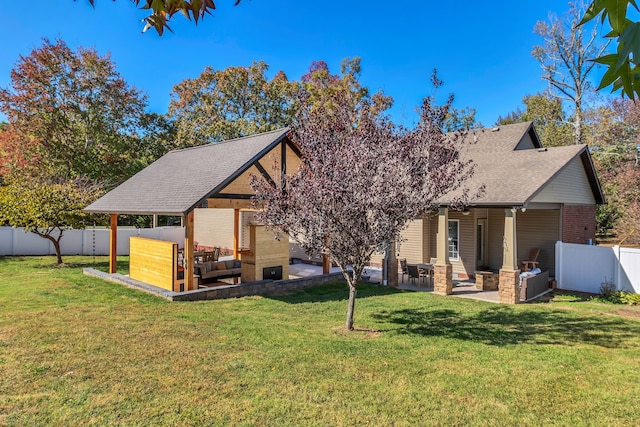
(562, 205, 596, 244)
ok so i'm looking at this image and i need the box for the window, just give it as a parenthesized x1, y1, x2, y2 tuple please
(448, 220, 459, 261)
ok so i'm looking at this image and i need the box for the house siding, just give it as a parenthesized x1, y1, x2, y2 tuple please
(516, 209, 560, 277)
(448, 211, 475, 278)
(562, 205, 596, 244)
(530, 157, 596, 204)
(397, 219, 424, 264)
(194, 208, 234, 249)
(488, 209, 506, 271)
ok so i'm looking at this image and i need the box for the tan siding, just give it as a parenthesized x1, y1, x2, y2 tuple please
(397, 219, 423, 264)
(259, 142, 284, 185)
(514, 132, 536, 150)
(488, 209, 505, 270)
(194, 208, 234, 249)
(530, 157, 596, 204)
(448, 211, 475, 276)
(516, 209, 560, 276)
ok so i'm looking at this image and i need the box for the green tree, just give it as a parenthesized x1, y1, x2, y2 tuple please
(0, 177, 102, 264)
(580, 0, 640, 99)
(0, 38, 157, 185)
(168, 61, 298, 148)
(444, 106, 482, 132)
(532, 1, 609, 144)
(497, 93, 574, 147)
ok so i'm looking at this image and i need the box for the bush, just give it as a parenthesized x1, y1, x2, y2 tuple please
(599, 291, 640, 305)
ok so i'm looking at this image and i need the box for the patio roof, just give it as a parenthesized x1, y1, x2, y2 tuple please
(84, 128, 291, 216)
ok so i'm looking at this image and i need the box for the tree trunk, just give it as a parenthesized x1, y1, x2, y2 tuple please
(345, 281, 357, 330)
(574, 98, 583, 144)
(52, 238, 63, 265)
(34, 229, 64, 265)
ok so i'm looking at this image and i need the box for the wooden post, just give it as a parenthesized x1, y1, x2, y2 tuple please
(322, 254, 330, 274)
(233, 208, 240, 259)
(109, 213, 117, 274)
(152, 214, 158, 228)
(184, 211, 195, 291)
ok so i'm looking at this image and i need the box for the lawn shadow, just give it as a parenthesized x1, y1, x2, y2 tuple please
(372, 305, 640, 348)
(270, 282, 406, 304)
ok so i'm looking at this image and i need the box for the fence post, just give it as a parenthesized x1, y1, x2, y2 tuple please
(614, 245, 621, 291)
(555, 241, 562, 289)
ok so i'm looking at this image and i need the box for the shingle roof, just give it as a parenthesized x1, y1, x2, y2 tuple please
(439, 122, 603, 205)
(85, 128, 290, 215)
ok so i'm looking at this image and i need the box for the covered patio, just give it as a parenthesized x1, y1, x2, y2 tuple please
(84, 128, 308, 293)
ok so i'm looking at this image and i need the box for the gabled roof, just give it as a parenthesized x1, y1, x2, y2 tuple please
(85, 128, 290, 215)
(439, 122, 605, 206)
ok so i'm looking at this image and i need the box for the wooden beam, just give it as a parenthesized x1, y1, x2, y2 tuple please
(207, 198, 254, 210)
(109, 213, 117, 274)
(233, 208, 240, 258)
(184, 211, 195, 291)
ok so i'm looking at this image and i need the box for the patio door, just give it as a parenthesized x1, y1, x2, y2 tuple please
(476, 219, 488, 268)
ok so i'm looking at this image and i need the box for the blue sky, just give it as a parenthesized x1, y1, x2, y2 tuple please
(0, 0, 600, 127)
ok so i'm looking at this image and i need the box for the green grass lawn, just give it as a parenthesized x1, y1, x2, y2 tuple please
(2, 256, 640, 426)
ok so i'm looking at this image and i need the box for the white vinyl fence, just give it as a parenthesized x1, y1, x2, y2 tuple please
(0, 226, 185, 257)
(555, 241, 640, 294)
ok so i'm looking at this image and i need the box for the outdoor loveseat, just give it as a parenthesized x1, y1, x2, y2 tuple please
(194, 259, 242, 285)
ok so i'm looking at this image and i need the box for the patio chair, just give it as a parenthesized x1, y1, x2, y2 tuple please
(521, 248, 540, 272)
(400, 258, 409, 283)
(407, 264, 423, 287)
(420, 263, 434, 287)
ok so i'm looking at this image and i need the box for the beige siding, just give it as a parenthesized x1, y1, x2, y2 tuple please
(530, 157, 596, 204)
(448, 211, 475, 276)
(397, 219, 423, 264)
(516, 209, 560, 276)
(487, 208, 506, 270)
(194, 208, 234, 249)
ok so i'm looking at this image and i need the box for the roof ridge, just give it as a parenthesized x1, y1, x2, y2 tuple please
(169, 127, 290, 154)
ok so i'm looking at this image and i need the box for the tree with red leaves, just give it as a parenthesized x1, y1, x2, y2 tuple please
(252, 72, 479, 330)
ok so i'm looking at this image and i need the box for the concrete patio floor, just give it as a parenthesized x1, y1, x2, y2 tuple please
(288, 263, 499, 303)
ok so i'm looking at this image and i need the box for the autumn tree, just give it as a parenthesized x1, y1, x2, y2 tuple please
(301, 57, 393, 120)
(0, 38, 158, 184)
(251, 73, 478, 331)
(532, 1, 609, 144)
(168, 61, 298, 148)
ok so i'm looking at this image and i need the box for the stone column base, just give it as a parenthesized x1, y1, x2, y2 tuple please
(434, 264, 453, 295)
(499, 269, 521, 304)
(475, 272, 499, 290)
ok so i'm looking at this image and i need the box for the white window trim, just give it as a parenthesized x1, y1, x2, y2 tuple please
(448, 219, 460, 261)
